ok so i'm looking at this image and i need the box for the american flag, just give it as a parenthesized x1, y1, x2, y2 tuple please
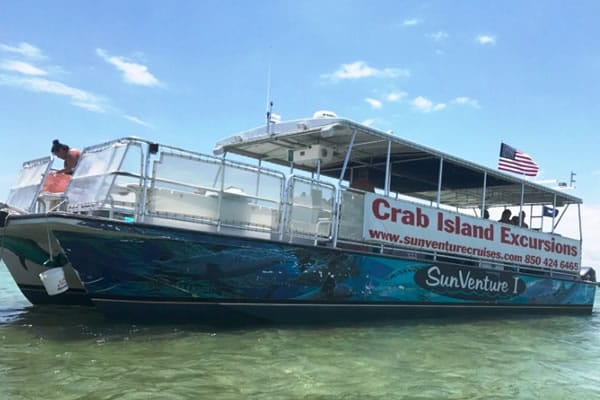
(498, 143, 539, 176)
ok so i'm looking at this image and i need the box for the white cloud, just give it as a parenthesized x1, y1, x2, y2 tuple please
(0, 74, 107, 113)
(322, 61, 410, 82)
(593, 170, 600, 176)
(476, 35, 496, 45)
(124, 115, 153, 128)
(365, 97, 383, 109)
(402, 19, 420, 27)
(428, 31, 449, 41)
(0, 42, 45, 59)
(73, 102, 105, 113)
(96, 48, 160, 87)
(362, 119, 375, 127)
(412, 96, 446, 113)
(0, 60, 47, 76)
(453, 96, 480, 108)
(0, 47, 153, 121)
(386, 91, 407, 102)
(412, 96, 432, 111)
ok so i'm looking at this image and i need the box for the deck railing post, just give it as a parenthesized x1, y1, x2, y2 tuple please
(137, 142, 148, 222)
(519, 183, 525, 226)
(436, 158, 444, 208)
(481, 171, 487, 217)
(216, 154, 226, 232)
(333, 129, 357, 248)
(384, 140, 391, 197)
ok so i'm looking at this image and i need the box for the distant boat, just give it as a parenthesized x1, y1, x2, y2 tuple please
(1, 115, 597, 322)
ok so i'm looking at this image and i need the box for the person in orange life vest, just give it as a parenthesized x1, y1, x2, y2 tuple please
(51, 139, 81, 175)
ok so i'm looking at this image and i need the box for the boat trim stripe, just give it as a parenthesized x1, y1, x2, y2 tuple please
(91, 297, 592, 310)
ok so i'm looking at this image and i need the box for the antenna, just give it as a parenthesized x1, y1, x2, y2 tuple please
(265, 49, 272, 133)
(264, 53, 281, 134)
(266, 101, 274, 134)
(263, 48, 282, 133)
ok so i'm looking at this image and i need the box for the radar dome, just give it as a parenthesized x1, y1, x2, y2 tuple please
(313, 110, 338, 119)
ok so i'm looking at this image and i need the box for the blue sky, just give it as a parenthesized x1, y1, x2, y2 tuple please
(1, 1, 599, 264)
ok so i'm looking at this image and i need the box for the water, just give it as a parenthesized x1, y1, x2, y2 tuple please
(1, 262, 600, 400)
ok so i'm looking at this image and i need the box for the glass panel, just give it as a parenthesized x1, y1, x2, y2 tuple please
(12, 159, 51, 188)
(5, 157, 52, 210)
(67, 143, 128, 206)
(221, 165, 283, 229)
(287, 177, 335, 237)
(148, 153, 283, 231)
(148, 154, 222, 220)
(223, 165, 283, 204)
(74, 144, 127, 177)
(338, 190, 365, 240)
(6, 186, 39, 210)
(153, 154, 222, 192)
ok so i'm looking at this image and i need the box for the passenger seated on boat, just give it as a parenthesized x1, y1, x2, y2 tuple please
(51, 139, 81, 175)
(483, 209, 490, 219)
(350, 168, 375, 192)
(499, 209, 512, 224)
(510, 212, 528, 228)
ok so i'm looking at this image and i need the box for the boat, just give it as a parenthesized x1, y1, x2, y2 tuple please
(1, 114, 597, 322)
(0, 156, 92, 305)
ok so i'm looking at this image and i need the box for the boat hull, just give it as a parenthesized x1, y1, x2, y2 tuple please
(36, 214, 597, 323)
(0, 215, 92, 306)
(89, 298, 594, 325)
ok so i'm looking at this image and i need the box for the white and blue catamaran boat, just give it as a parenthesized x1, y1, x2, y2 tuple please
(1, 112, 597, 322)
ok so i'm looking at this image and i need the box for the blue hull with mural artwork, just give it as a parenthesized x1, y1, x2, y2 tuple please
(51, 217, 596, 323)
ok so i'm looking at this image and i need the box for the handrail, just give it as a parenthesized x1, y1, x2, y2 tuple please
(12, 136, 580, 279)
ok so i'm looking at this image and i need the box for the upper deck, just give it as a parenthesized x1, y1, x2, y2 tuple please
(215, 116, 581, 209)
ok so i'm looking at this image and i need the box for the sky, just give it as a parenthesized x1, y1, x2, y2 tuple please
(1, 1, 599, 265)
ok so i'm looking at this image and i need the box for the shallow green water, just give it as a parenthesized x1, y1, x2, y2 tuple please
(1, 262, 599, 400)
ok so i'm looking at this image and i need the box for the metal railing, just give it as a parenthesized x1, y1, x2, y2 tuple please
(6, 137, 579, 280)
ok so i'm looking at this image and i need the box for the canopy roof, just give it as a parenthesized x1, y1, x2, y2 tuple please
(214, 117, 581, 209)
